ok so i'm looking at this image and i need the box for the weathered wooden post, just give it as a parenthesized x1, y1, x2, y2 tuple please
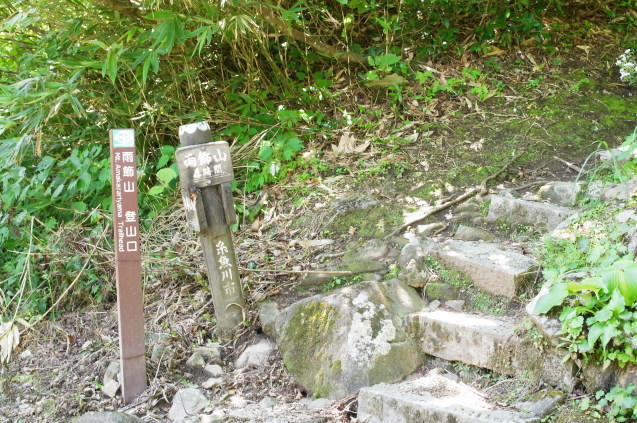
(176, 122, 246, 332)
(109, 129, 147, 404)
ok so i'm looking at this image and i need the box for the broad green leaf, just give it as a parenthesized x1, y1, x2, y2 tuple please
(603, 269, 623, 292)
(160, 145, 175, 155)
(594, 307, 612, 323)
(148, 185, 165, 195)
(72, 201, 87, 211)
(533, 283, 568, 315)
(601, 324, 620, 349)
(156, 167, 177, 185)
(588, 322, 605, 346)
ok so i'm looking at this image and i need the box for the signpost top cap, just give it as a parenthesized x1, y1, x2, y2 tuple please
(111, 129, 135, 148)
(179, 122, 211, 136)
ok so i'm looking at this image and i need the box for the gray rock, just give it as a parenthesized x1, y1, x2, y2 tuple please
(201, 377, 223, 389)
(455, 202, 481, 213)
(397, 239, 436, 268)
(397, 259, 429, 288)
(415, 309, 519, 374)
(258, 396, 278, 409)
(235, 339, 276, 368)
(597, 146, 637, 163)
(416, 222, 446, 236)
(331, 196, 378, 212)
(200, 410, 227, 423)
(258, 302, 281, 338)
(538, 181, 583, 206)
(147, 333, 172, 363)
(102, 379, 120, 399)
(187, 352, 206, 368)
(413, 309, 577, 389)
(272, 280, 425, 399)
(76, 412, 143, 423)
(104, 361, 120, 384)
(436, 240, 538, 298)
(193, 343, 222, 360)
(428, 300, 441, 310)
(344, 239, 389, 261)
(168, 388, 208, 421)
(204, 364, 224, 377)
(487, 195, 575, 231)
(424, 283, 460, 301)
(150, 343, 168, 363)
(515, 390, 564, 417)
(602, 177, 637, 201)
(102, 361, 120, 398)
(358, 372, 540, 423)
(444, 300, 465, 311)
(453, 225, 496, 242)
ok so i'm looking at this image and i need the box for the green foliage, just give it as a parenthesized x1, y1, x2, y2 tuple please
(594, 385, 637, 422)
(535, 194, 637, 368)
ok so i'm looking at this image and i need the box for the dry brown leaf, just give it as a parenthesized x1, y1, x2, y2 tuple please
(332, 132, 370, 155)
(0, 321, 20, 364)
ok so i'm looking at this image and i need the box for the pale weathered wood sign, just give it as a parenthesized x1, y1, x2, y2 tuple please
(177, 122, 245, 332)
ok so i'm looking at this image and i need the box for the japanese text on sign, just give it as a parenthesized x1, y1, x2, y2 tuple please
(111, 130, 141, 262)
(175, 142, 234, 188)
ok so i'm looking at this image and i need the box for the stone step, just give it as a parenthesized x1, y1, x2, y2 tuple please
(358, 371, 540, 423)
(411, 309, 576, 390)
(435, 240, 538, 298)
(486, 195, 575, 231)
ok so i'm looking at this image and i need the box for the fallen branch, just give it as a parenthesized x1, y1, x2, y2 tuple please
(384, 150, 526, 239)
(240, 267, 352, 275)
(553, 155, 589, 174)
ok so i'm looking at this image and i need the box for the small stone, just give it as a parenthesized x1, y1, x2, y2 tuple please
(444, 300, 465, 311)
(515, 390, 564, 417)
(104, 361, 120, 386)
(258, 302, 281, 338)
(455, 203, 480, 213)
(193, 343, 222, 360)
(538, 181, 583, 207)
(76, 412, 143, 423)
(397, 239, 436, 267)
(204, 364, 224, 377)
(187, 352, 206, 368)
(344, 239, 389, 261)
(424, 283, 460, 301)
(428, 300, 441, 310)
(201, 378, 223, 389)
(235, 339, 276, 369)
(398, 259, 429, 288)
(258, 396, 278, 409)
(102, 379, 120, 398)
(168, 388, 208, 421)
(150, 344, 168, 363)
(453, 225, 496, 242)
(417, 222, 446, 236)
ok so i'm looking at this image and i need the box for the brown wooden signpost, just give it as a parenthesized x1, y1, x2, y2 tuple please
(109, 129, 147, 404)
(177, 122, 246, 332)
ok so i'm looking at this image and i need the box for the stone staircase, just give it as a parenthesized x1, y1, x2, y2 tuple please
(356, 190, 581, 422)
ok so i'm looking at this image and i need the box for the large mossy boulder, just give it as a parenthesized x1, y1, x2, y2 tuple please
(271, 279, 425, 399)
